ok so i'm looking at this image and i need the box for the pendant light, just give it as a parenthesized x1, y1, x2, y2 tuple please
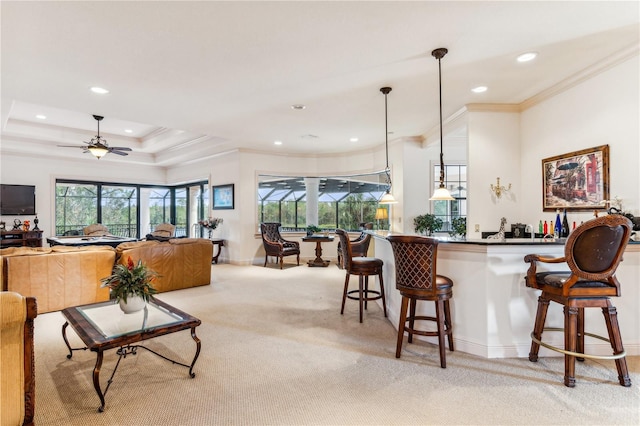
(379, 86, 398, 204)
(429, 48, 455, 201)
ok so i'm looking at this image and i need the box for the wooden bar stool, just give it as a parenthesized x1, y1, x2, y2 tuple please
(387, 235, 454, 368)
(524, 215, 632, 387)
(335, 229, 386, 323)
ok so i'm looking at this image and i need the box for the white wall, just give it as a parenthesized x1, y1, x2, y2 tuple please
(520, 55, 640, 226)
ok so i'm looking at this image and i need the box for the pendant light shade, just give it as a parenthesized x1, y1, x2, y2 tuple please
(429, 48, 454, 201)
(379, 86, 398, 205)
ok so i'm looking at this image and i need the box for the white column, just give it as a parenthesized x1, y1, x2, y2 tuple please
(305, 177, 319, 226)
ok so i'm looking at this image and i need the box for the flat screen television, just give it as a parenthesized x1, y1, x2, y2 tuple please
(0, 184, 36, 215)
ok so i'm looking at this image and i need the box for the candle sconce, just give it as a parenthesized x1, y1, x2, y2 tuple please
(490, 177, 511, 199)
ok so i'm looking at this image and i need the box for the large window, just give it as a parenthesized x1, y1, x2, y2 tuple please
(432, 164, 467, 232)
(55, 179, 208, 237)
(257, 173, 387, 231)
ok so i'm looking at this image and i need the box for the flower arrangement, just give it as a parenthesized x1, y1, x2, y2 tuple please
(198, 217, 223, 238)
(101, 257, 159, 303)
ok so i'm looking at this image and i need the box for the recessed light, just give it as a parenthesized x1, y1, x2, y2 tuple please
(90, 86, 109, 94)
(124, 129, 133, 134)
(291, 104, 306, 110)
(517, 52, 537, 63)
(350, 137, 359, 142)
(471, 86, 487, 93)
(274, 140, 283, 145)
(35, 114, 46, 120)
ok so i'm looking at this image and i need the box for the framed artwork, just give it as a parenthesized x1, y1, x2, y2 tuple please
(212, 184, 234, 210)
(542, 145, 609, 212)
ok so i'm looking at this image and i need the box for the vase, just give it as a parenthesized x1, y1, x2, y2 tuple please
(119, 295, 146, 314)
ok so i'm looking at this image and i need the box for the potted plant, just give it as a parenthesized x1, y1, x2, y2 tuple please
(198, 217, 223, 239)
(413, 214, 443, 236)
(306, 224, 322, 236)
(450, 216, 467, 239)
(101, 257, 159, 314)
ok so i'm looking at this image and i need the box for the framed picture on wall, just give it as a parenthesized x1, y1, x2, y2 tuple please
(542, 145, 609, 211)
(212, 184, 234, 210)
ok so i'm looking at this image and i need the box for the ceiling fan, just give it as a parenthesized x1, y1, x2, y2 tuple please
(58, 115, 132, 159)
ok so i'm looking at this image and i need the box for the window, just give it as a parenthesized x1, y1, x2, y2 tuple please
(432, 164, 467, 232)
(257, 173, 387, 231)
(55, 179, 208, 237)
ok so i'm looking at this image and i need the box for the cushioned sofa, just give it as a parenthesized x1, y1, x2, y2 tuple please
(115, 238, 213, 293)
(1, 245, 115, 313)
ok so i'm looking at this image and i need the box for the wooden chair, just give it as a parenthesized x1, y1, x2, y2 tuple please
(260, 223, 300, 269)
(387, 235, 454, 368)
(1, 292, 37, 426)
(336, 228, 386, 323)
(337, 223, 373, 269)
(524, 215, 632, 387)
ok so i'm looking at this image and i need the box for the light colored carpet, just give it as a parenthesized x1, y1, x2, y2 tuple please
(33, 263, 639, 425)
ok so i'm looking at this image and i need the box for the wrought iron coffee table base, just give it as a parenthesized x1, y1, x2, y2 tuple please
(63, 322, 201, 412)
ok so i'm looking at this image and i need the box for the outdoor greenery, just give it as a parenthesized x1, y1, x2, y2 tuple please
(100, 257, 159, 303)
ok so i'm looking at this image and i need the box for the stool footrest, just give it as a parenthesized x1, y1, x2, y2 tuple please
(346, 289, 382, 302)
(531, 327, 626, 360)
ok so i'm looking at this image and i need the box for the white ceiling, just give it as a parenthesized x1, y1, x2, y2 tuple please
(1, 1, 639, 167)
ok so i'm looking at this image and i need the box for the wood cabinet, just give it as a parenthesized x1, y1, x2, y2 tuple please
(0, 230, 43, 248)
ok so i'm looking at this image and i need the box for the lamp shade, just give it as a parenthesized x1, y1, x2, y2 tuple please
(375, 207, 389, 220)
(88, 146, 109, 158)
(379, 191, 398, 204)
(429, 186, 454, 201)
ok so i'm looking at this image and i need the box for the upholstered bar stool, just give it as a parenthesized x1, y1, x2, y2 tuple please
(335, 229, 386, 323)
(524, 215, 632, 387)
(387, 235, 454, 368)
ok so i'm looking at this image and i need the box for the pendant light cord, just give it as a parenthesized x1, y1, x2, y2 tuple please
(432, 48, 448, 189)
(380, 87, 393, 191)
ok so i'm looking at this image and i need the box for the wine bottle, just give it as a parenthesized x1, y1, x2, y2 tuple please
(554, 210, 561, 238)
(561, 209, 569, 238)
(543, 221, 548, 234)
(538, 220, 543, 234)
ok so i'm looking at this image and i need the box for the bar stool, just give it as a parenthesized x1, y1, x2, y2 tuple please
(524, 215, 632, 387)
(335, 229, 386, 323)
(387, 235, 454, 368)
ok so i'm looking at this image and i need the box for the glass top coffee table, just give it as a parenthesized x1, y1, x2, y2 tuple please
(61, 298, 201, 412)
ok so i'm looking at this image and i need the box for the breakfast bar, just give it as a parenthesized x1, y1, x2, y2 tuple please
(374, 235, 640, 359)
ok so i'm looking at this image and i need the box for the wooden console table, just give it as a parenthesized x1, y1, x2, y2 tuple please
(211, 239, 224, 264)
(1, 230, 43, 248)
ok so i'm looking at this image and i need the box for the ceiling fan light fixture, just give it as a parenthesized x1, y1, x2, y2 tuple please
(88, 145, 109, 158)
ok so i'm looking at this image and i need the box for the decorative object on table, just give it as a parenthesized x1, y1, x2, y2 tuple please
(100, 257, 159, 314)
(429, 47, 454, 201)
(33, 214, 40, 230)
(449, 217, 467, 240)
(490, 177, 511, 199)
(378, 87, 397, 204)
(12, 218, 22, 230)
(198, 217, 223, 239)
(607, 206, 640, 231)
(413, 214, 443, 236)
(487, 217, 507, 241)
(306, 224, 322, 236)
(22, 220, 30, 232)
(212, 184, 235, 210)
(0, 221, 5, 231)
(542, 145, 609, 211)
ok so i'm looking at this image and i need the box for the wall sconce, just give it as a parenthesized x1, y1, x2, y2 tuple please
(490, 177, 511, 198)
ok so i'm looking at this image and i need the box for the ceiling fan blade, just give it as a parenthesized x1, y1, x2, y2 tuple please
(109, 149, 129, 156)
(108, 146, 132, 151)
(57, 144, 86, 148)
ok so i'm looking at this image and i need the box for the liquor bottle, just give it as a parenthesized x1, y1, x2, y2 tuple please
(538, 220, 543, 234)
(543, 220, 548, 234)
(572, 221, 576, 231)
(561, 209, 569, 238)
(554, 210, 561, 238)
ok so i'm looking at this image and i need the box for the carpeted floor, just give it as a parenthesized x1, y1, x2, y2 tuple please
(33, 263, 639, 425)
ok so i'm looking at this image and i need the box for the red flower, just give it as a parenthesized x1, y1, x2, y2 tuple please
(127, 256, 135, 271)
